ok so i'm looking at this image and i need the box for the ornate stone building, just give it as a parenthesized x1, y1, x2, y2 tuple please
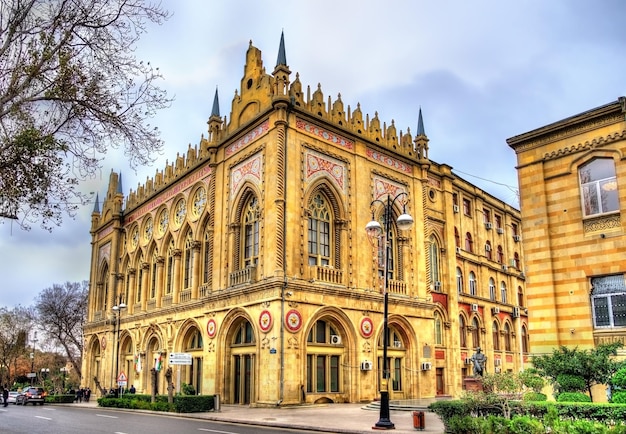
(508, 99, 626, 360)
(82, 34, 527, 404)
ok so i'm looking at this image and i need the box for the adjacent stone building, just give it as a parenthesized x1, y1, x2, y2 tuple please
(82, 34, 527, 404)
(508, 98, 626, 362)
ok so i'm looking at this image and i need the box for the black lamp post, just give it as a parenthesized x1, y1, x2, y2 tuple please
(366, 193, 414, 430)
(111, 295, 127, 391)
(30, 331, 38, 386)
(60, 367, 68, 392)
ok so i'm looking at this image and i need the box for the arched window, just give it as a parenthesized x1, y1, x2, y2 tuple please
(373, 207, 400, 280)
(504, 323, 512, 351)
(500, 281, 507, 303)
(306, 319, 343, 393)
(454, 227, 460, 248)
(429, 235, 440, 285)
(377, 325, 405, 392)
(489, 278, 496, 301)
(497, 246, 504, 264)
(471, 317, 480, 349)
(459, 315, 467, 348)
(136, 251, 143, 304)
(485, 241, 492, 260)
(492, 321, 500, 351)
(521, 325, 529, 353)
(308, 193, 332, 266)
(513, 252, 520, 269)
(183, 231, 193, 289)
(456, 267, 464, 294)
(469, 271, 477, 296)
(579, 158, 619, 217)
(166, 240, 174, 295)
(149, 249, 158, 299)
(230, 318, 256, 404)
(434, 311, 443, 345)
(98, 264, 109, 312)
(203, 231, 210, 284)
(243, 196, 260, 267)
(233, 321, 255, 345)
(465, 232, 473, 253)
(517, 286, 524, 307)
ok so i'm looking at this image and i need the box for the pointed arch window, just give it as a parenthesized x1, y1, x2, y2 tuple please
(504, 323, 512, 351)
(489, 277, 496, 301)
(471, 317, 480, 349)
(149, 250, 158, 299)
(469, 271, 477, 296)
(459, 315, 467, 348)
(166, 240, 174, 295)
(579, 158, 619, 217)
(373, 207, 400, 280)
(434, 311, 443, 345)
(98, 264, 109, 312)
(500, 281, 507, 303)
(243, 196, 260, 267)
(464, 232, 473, 253)
(492, 321, 500, 351)
(456, 267, 464, 294)
(136, 252, 143, 304)
(203, 231, 210, 284)
(521, 325, 529, 353)
(429, 235, 440, 284)
(306, 319, 342, 393)
(308, 192, 332, 266)
(183, 231, 193, 289)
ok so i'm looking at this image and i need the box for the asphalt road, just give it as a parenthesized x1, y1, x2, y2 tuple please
(0, 404, 308, 434)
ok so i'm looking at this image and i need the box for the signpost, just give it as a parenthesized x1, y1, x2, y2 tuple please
(168, 353, 192, 394)
(117, 372, 128, 397)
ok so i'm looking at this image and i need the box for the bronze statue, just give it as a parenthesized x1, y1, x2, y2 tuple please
(471, 347, 487, 377)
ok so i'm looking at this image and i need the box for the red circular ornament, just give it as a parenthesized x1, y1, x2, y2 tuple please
(360, 317, 374, 338)
(207, 319, 217, 338)
(285, 309, 302, 333)
(259, 310, 273, 333)
(101, 336, 107, 349)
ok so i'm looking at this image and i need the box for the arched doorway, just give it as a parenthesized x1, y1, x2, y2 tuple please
(227, 318, 256, 404)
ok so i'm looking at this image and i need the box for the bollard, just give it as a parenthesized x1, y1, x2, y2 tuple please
(412, 410, 425, 430)
(213, 393, 220, 412)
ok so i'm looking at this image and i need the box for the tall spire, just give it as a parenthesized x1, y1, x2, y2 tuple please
(417, 107, 426, 136)
(117, 173, 123, 194)
(92, 193, 100, 213)
(211, 88, 220, 117)
(276, 30, 287, 67)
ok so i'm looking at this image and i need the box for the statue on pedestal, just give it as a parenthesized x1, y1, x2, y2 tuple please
(471, 347, 487, 377)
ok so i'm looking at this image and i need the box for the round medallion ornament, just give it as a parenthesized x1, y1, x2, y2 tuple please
(158, 209, 169, 235)
(192, 187, 207, 217)
(207, 319, 217, 338)
(130, 227, 139, 249)
(285, 309, 302, 333)
(259, 310, 273, 333)
(360, 317, 374, 338)
(174, 199, 187, 226)
(101, 336, 107, 350)
(144, 217, 153, 242)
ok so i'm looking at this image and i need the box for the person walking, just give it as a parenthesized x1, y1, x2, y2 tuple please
(3, 386, 8, 407)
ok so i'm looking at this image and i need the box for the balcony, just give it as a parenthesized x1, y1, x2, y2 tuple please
(199, 284, 211, 298)
(379, 277, 407, 295)
(312, 265, 343, 284)
(179, 289, 192, 303)
(229, 265, 257, 286)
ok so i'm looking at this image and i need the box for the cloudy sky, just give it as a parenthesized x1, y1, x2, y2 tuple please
(1, 0, 625, 309)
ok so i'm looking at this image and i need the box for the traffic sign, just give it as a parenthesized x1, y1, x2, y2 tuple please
(168, 352, 192, 365)
(117, 372, 127, 382)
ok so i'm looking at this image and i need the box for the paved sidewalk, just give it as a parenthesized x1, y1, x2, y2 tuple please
(75, 399, 446, 433)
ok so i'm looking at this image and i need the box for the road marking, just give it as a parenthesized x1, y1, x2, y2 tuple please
(197, 429, 239, 434)
(35, 416, 52, 420)
(96, 414, 119, 418)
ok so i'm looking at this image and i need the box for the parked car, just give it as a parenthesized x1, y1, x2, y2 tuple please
(16, 387, 46, 405)
(7, 391, 19, 404)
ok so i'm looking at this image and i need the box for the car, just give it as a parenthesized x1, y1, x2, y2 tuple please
(7, 391, 19, 404)
(16, 387, 46, 405)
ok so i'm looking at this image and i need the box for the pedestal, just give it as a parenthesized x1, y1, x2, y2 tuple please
(463, 376, 484, 392)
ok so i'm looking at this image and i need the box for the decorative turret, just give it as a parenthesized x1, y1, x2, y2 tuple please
(207, 88, 222, 146)
(273, 31, 291, 103)
(414, 108, 429, 161)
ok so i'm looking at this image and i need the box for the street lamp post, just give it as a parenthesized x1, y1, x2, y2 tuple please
(111, 295, 127, 392)
(40, 368, 49, 386)
(366, 193, 414, 430)
(30, 331, 38, 386)
(60, 367, 68, 393)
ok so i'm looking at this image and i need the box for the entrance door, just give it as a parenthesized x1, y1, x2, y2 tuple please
(233, 354, 253, 404)
(436, 367, 445, 395)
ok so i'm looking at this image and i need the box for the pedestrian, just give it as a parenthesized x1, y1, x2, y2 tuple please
(129, 384, 136, 394)
(2, 386, 8, 407)
(85, 387, 91, 402)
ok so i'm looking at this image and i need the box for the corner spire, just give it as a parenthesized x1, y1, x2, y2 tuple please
(276, 30, 287, 67)
(211, 88, 220, 117)
(92, 193, 100, 213)
(116, 173, 123, 194)
(417, 107, 426, 136)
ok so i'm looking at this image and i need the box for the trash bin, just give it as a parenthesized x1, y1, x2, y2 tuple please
(412, 410, 425, 430)
(213, 393, 220, 412)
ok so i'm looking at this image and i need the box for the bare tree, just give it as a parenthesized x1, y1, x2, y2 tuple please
(0, 0, 172, 230)
(0, 306, 32, 386)
(34, 281, 88, 379)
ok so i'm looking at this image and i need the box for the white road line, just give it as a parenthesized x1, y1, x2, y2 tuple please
(35, 416, 52, 420)
(197, 429, 239, 434)
(96, 414, 119, 418)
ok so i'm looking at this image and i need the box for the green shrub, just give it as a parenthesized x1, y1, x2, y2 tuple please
(182, 383, 196, 395)
(509, 415, 544, 434)
(523, 392, 547, 402)
(446, 415, 484, 434)
(556, 419, 608, 434)
(611, 368, 626, 389)
(557, 392, 591, 403)
(611, 391, 626, 404)
(557, 374, 586, 393)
